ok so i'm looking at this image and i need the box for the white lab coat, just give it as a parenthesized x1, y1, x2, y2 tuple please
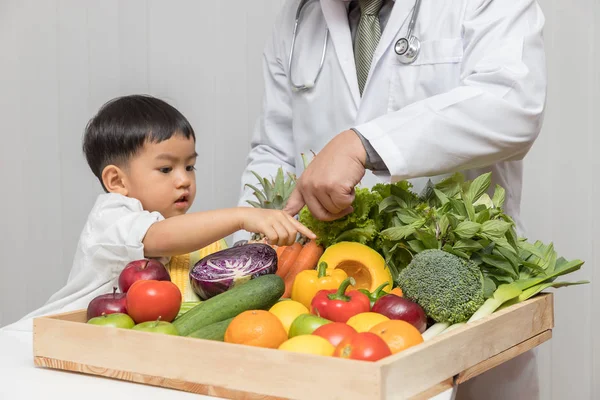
(237, 0, 546, 398)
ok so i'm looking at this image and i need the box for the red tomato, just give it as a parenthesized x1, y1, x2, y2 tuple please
(333, 332, 392, 362)
(126, 280, 182, 324)
(312, 323, 357, 348)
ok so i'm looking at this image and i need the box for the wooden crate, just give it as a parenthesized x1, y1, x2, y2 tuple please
(32, 293, 554, 400)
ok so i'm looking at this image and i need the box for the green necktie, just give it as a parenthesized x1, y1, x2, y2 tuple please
(355, 0, 384, 96)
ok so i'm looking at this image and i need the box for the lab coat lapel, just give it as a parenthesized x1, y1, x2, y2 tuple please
(320, 0, 360, 107)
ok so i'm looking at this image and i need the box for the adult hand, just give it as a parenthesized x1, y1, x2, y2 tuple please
(284, 130, 367, 221)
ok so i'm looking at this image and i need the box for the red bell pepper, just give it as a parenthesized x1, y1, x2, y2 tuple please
(310, 277, 371, 323)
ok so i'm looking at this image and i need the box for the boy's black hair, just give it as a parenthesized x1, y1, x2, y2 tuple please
(83, 94, 196, 191)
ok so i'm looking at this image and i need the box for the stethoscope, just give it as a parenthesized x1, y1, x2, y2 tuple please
(288, 0, 422, 92)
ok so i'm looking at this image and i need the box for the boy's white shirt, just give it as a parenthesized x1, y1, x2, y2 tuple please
(3, 193, 166, 331)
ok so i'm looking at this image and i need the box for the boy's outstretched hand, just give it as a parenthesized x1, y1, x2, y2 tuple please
(240, 209, 316, 246)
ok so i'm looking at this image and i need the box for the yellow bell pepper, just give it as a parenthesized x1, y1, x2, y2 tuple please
(291, 262, 348, 309)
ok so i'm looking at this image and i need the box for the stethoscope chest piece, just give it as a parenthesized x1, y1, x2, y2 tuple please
(394, 36, 421, 64)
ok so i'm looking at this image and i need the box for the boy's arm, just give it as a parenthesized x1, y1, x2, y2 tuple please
(142, 207, 314, 258)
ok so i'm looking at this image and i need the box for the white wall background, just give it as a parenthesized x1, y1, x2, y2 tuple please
(0, 0, 597, 398)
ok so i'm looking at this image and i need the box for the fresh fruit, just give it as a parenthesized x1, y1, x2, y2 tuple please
(390, 287, 403, 297)
(190, 243, 278, 300)
(224, 310, 288, 349)
(291, 261, 348, 309)
(126, 280, 182, 324)
(245, 167, 297, 240)
(312, 322, 357, 347)
(187, 318, 234, 341)
(173, 274, 285, 337)
(288, 314, 332, 338)
(369, 320, 424, 354)
(333, 332, 392, 361)
(346, 312, 390, 333)
(371, 295, 427, 333)
(278, 335, 335, 356)
(132, 319, 179, 335)
(269, 300, 309, 334)
(319, 242, 393, 293)
(118, 259, 171, 293)
(86, 287, 127, 321)
(311, 277, 371, 323)
(87, 313, 135, 329)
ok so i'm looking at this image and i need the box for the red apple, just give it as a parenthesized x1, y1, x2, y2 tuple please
(118, 258, 171, 293)
(86, 287, 127, 321)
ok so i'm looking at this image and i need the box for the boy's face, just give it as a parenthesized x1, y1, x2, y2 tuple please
(124, 134, 197, 218)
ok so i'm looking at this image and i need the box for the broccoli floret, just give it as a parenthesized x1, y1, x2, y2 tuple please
(397, 249, 484, 324)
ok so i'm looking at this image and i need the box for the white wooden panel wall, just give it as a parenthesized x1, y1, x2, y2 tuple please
(0, 0, 597, 398)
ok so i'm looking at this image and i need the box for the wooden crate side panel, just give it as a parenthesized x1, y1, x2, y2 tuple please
(34, 356, 283, 400)
(33, 317, 381, 400)
(378, 293, 553, 399)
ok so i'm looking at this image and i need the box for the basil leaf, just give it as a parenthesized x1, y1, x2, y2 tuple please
(379, 196, 403, 213)
(481, 220, 512, 238)
(443, 244, 470, 259)
(483, 276, 497, 298)
(492, 184, 506, 209)
(396, 209, 421, 225)
(467, 172, 492, 202)
(415, 230, 440, 249)
(454, 239, 484, 252)
(449, 198, 468, 217)
(454, 221, 482, 239)
(438, 214, 450, 237)
(434, 189, 450, 205)
(381, 225, 416, 241)
(481, 254, 518, 279)
(407, 240, 426, 254)
(435, 173, 464, 198)
(476, 209, 491, 224)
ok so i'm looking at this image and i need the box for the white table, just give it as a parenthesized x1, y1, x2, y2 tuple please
(0, 319, 456, 400)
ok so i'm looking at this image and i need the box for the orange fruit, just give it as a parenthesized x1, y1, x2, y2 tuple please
(224, 310, 288, 349)
(346, 312, 390, 332)
(369, 320, 424, 354)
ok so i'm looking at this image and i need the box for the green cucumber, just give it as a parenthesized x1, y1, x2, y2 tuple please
(173, 274, 284, 336)
(187, 318, 234, 341)
(175, 301, 202, 320)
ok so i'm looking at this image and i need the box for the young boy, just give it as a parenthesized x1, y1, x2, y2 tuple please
(13, 95, 314, 325)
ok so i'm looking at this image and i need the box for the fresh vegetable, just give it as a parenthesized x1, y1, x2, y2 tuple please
(288, 314, 332, 337)
(224, 310, 288, 349)
(371, 294, 427, 333)
(333, 332, 392, 362)
(175, 301, 202, 320)
(268, 300, 309, 334)
(118, 258, 171, 293)
(276, 242, 303, 280)
(390, 287, 403, 297)
(358, 282, 391, 308)
(397, 249, 485, 324)
(291, 261, 348, 309)
(312, 322, 357, 348)
(126, 280, 182, 324)
(346, 312, 390, 333)
(187, 318, 234, 341)
(167, 239, 229, 301)
(368, 320, 423, 354)
(310, 277, 371, 323)
(173, 274, 285, 337)
(86, 287, 127, 321)
(190, 243, 278, 300)
(283, 240, 325, 297)
(132, 318, 179, 335)
(299, 187, 383, 249)
(278, 335, 335, 356)
(87, 313, 135, 329)
(319, 242, 393, 293)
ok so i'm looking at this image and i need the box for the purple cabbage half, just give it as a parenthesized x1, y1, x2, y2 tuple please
(190, 243, 278, 300)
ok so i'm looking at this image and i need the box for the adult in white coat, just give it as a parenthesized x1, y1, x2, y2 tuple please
(237, 0, 546, 398)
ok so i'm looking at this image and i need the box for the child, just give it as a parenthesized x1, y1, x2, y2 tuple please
(15, 94, 314, 324)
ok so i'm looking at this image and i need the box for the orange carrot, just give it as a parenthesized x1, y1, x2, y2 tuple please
(282, 240, 325, 297)
(276, 242, 303, 279)
(276, 245, 287, 260)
